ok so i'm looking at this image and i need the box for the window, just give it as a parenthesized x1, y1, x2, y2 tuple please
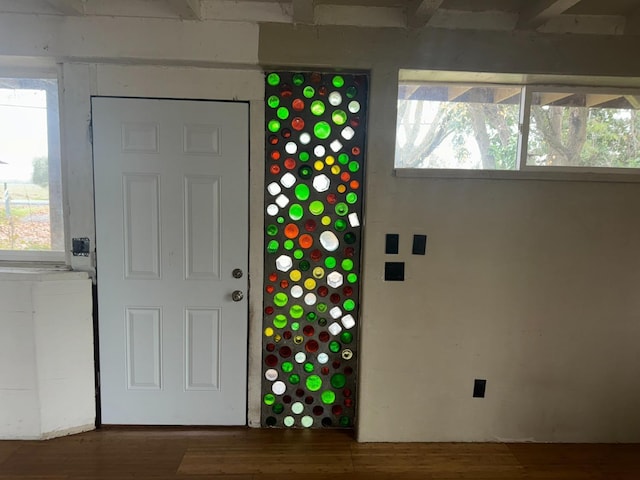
(0, 76, 64, 262)
(395, 76, 640, 174)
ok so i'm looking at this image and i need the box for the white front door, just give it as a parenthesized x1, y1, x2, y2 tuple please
(93, 97, 248, 425)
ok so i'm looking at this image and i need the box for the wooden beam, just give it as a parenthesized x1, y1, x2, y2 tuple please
(45, 0, 84, 16)
(585, 94, 621, 108)
(292, 0, 315, 24)
(447, 86, 472, 101)
(625, 95, 640, 109)
(517, 0, 581, 29)
(537, 92, 573, 106)
(167, 0, 203, 20)
(493, 88, 521, 104)
(407, 0, 445, 28)
(625, 7, 640, 35)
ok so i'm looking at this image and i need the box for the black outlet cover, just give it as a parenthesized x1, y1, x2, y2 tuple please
(385, 234, 399, 254)
(412, 234, 427, 255)
(72, 237, 90, 257)
(473, 379, 487, 398)
(384, 262, 405, 281)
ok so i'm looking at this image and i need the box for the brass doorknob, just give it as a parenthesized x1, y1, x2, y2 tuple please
(232, 290, 244, 302)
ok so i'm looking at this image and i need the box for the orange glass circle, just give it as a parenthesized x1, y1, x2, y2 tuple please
(284, 224, 300, 239)
(340, 172, 351, 182)
(271, 150, 281, 161)
(292, 99, 305, 111)
(350, 180, 360, 190)
(299, 234, 314, 249)
(337, 184, 347, 194)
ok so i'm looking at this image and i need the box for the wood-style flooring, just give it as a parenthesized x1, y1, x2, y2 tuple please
(0, 427, 639, 479)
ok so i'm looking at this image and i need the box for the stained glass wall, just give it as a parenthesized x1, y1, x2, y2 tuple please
(262, 71, 367, 428)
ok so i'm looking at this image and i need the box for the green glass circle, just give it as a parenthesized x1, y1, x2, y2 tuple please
(348, 161, 360, 172)
(343, 299, 356, 312)
(306, 312, 317, 321)
(341, 258, 354, 271)
(317, 303, 328, 313)
(267, 225, 278, 236)
(346, 192, 358, 204)
(267, 95, 280, 108)
(299, 260, 310, 271)
(291, 321, 300, 331)
(304, 362, 314, 373)
(335, 203, 349, 216)
(329, 341, 341, 353)
(339, 416, 351, 427)
(299, 151, 310, 162)
(346, 86, 357, 99)
(281, 361, 294, 373)
(289, 374, 300, 384)
(330, 373, 347, 389)
(321, 390, 336, 405)
(347, 273, 358, 283)
(306, 374, 322, 391)
(310, 100, 325, 116)
(289, 204, 304, 221)
(266, 73, 280, 86)
(314, 121, 331, 140)
(277, 216, 285, 224)
(268, 119, 281, 132)
(273, 314, 288, 329)
(284, 239, 295, 250)
(324, 257, 337, 269)
(318, 317, 327, 327)
(332, 75, 345, 88)
(299, 165, 313, 179)
(274, 293, 288, 307)
(277, 107, 290, 120)
(332, 110, 347, 126)
(266, 240, 279, 254)
(344, 232, 356, 244)
(273, 403, 285, 414)
(338, 153, 349, 165)
(303, 86, 315, 98)
(290, 305, 304, 319)
(334, 219, 347, 232)
(293, 249, 304, 260)
(340, 331, 353, 344)
(264, 393, 276, 405)
(295, 184, 310, 201)
(292, 73, 305, 86)
(309, 201, 325, 216)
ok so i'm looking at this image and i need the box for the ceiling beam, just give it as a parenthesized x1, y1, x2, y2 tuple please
(517, 0, 582, 29)
(624, 95, 640, 109)
(447, 86, 473, 101)
(493, 88, 521, 104)
(407, 0, 445, 28)
(585, 94, 621, 108)
(45, 0, 85, 16)
(167, 0, 203, 20)
(292, 0, 315, 24)
(537, 92, 573, 106)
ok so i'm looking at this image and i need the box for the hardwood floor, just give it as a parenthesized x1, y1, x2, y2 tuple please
(0, 428, 639, 479)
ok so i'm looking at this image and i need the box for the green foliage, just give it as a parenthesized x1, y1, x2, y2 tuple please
(32, 156, 49, 187)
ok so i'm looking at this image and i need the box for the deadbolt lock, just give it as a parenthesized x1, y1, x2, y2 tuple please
(232, 268, 243, 279)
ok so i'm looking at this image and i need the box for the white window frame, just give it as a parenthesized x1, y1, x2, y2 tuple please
(395, 77, 640, 183)
(0, 65, 67, 266)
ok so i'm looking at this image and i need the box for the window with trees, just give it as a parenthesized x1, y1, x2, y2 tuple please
(0, 76, 64, 262)
(396, 81, 640, 173)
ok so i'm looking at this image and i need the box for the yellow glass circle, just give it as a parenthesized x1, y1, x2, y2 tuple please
(325, 155, 335, 166)
(304, 278, 317, 290)
(321, 215, 331, 226)
(290, 270, 302, 282)
(314, 160, 324, 171)
(337, 184, 347, 193)
(264, 327, 274, 337)
(274, 334, 282, 343)
(331, 165, 341, 175)
(293, 335, 304, 345)
(312, 267, 325, 279)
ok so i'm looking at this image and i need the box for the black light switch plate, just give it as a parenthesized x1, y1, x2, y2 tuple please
(473, 379, 487, 398)
(385, 234, 399, 254)
(384, 262, 405, 281)
(72, 237, 90, 257)
(412, 234, 427, 255)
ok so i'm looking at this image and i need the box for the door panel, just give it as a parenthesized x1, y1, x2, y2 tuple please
(93, 97, 248, 425)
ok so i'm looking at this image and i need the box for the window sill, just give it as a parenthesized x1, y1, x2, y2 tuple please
(0, 266, 86, 282)
(394, 168, 640, 183)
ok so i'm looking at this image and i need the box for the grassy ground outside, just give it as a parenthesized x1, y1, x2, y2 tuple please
(0, 183, 51, 250)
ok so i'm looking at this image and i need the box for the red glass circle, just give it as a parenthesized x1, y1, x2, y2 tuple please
(319, 331, 330, 342)
(265, 306, 274, 315)
(344, 398, 354, 407)
(291, 117, 305, 131)
(305, 396, 314, 405)
(283, 395, 292, 404)
(350, 117, 360, 128)
(344, 366, 353, 375)
(332, 361, 341, 369)
(310, 72, 322, 83)
(280, 84, 293, 97)
(344, 388, 352, 397)
(292, 99, 305, 111)
(279, 346, 292, 358)
(310, 249, 322, 261)
(318, 86, 327, 96)
(303, 325, 315, 337)
(269, 273, 278, 282)
(340, 172, 351, 182)
(284, 158, 296, 170)
(270, 165, 280, 175)
(265, 354, 278, 367)
(343, 286, 353, 296)
(269, 135, 279, 145)
(326, 193, 337, 205)
(265, 285, 275, 294)
(296, 388, 305, 397)
(305, 340, 319, 353)
(270, 150, 281, 161)
(330, 294, 341, 304)
(280, 279, 289, 289)
(281, 129, 292, 138)
(344, 247, 355, 257)
(332, 405, 343, 416)
(351, 146, 361, 155)
(266, 343, 275, 352)
(321, 367, 330, 375)
(283, 331, 292, 340)
(304, 220, 317, 232)
(317, 286, 329, 297)
(313, 406, 324, 416)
